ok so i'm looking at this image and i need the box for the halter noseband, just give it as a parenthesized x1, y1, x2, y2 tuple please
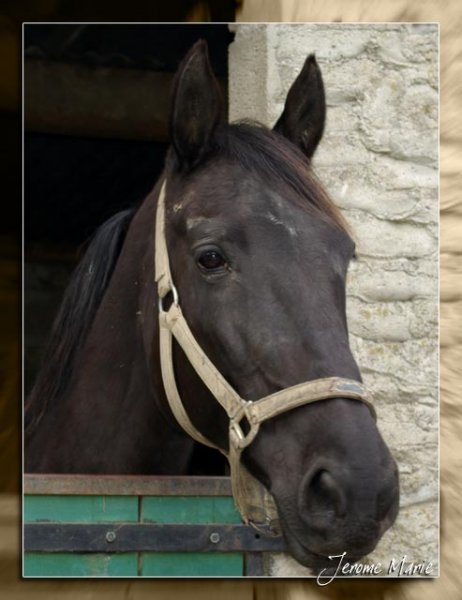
(155, 180, 376, 534)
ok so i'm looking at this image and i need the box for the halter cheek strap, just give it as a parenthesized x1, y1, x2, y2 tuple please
(155, 180, 376, 532)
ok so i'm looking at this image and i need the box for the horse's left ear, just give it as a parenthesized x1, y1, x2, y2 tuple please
(170, 40, 224, 171)
(273, 55, 326, 159)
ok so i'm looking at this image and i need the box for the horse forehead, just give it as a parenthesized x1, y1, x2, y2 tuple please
(170, 173, 348, 251)
(175, 174, 294, 216)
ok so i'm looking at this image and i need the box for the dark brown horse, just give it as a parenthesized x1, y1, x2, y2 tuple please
(25, 41, 399, 570)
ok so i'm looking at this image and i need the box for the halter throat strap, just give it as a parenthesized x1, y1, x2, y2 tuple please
(154, 180, 376, 530)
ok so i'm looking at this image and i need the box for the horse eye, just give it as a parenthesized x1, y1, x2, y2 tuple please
(197, 249, 227, 271)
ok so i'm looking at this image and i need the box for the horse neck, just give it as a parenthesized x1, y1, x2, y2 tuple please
(26, 184, 194, 474)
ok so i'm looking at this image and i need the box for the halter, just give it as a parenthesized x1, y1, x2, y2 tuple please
(155, 180, 376, 534)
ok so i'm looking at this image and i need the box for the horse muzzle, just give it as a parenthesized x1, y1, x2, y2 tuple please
(269, 448, 400, 569)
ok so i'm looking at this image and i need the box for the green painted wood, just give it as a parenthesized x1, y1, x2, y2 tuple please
(24, 495, 138, 523)
(140, 552, 244, 576)
(141, 496, 242, 524)
(24, 553, 138, 576)
(24, 489, 252, 576)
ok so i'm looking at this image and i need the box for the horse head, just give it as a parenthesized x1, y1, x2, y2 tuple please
(155, 41, 399, 570)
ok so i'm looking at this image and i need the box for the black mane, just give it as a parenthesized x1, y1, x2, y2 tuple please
(25, 209, 134, 435)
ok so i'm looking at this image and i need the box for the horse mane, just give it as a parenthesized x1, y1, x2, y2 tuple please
(25, 208, 135, 436)
(213, 121, 350, 233)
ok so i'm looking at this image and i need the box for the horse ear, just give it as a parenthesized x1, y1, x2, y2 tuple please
(170, 40, 224, 170)
(273, 55, 326, 159)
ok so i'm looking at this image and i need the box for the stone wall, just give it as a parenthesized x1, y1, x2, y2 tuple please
(229, 23, 439, 576)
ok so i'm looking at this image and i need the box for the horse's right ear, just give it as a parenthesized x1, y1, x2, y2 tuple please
(170, 40, 224, 171)
(273, 55, 326, 159)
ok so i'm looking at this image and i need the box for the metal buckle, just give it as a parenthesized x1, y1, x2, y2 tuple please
(248, 518, 282, 538)
(230, 409, 257, 450)
(158, 284, 179, 313)
(230, 419, 245, 444)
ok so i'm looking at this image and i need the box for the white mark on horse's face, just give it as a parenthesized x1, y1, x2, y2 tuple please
(186, 216, 207, 230)
(173, 202, 184, 212)
(266, 212, 298, 237)
(271, 195, 284, 210)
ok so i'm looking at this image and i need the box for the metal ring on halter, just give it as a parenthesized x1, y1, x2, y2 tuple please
(158, 283, 179, 313)
(230, 418, 260, 451)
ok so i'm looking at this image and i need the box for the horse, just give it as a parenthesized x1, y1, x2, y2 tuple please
(25, 40, 399, 571)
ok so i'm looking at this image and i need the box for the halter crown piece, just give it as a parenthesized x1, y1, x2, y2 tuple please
(155, 180, 376, 535)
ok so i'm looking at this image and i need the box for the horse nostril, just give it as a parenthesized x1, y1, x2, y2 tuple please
(298, 467, 347, 529)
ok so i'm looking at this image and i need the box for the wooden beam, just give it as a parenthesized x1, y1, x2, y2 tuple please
(24, 59, 174, 141)
(24, 59, 227, 142)
(24, 59, 228, 142)
(24, 523, 286, 553)
(24, 473, 233, 496)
